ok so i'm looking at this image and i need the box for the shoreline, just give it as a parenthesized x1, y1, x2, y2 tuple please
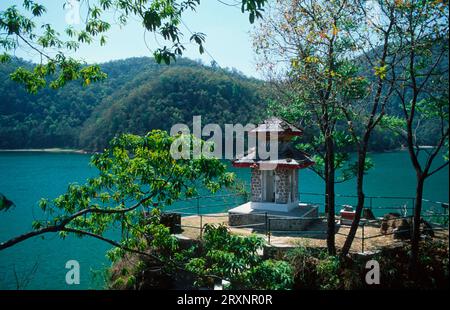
(0, 148, 91, 154)
(0, 146, 436, 155)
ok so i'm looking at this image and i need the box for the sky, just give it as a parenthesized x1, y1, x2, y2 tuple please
(1, 0, 262, 78)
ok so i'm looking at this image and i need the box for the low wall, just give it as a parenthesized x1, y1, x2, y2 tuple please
(262, 243, 406, 260)
(229, 206, 319, 232)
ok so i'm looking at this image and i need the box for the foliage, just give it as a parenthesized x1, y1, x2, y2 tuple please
(0, 57, 267, 150)
(255, 0, 373, 254)
(108, 224, 295, 290)
(0, 0, 267, 92)
(389, 0, 449, 163)
(254, 0, 449, 257)
(267, 99, 365, 182)
(255, 0, 373, 180)
(286, 241, 449, 290)
(372, 240, 449, 289)
(0, 130, 292, 289)
(79, 63, 267, 150)
(284, 245, 319, 289)
(0, 2, 106, 93)
(316, 255, 341, 289)
(0, 52, 443, 152)
(0, 193, 15, 212)
(115, 223, 294, 290)
(184, 224, 293, 289)
(297, 132, 375, 183)
(384, 0, 449, 269)
(285, 246, 346, 290)
(0, 130, 235, 256)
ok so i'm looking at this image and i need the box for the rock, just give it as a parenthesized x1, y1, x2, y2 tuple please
(363, 208, 376, 220)
(393, 219, 411, 240)
(380, 213, 412, 237)
(380, 213, 402, 235)
(385, 212, 402, 218)
(420, 218, 434, 238)
(160, 212, 182, 234)
(380, 213, 434, 240)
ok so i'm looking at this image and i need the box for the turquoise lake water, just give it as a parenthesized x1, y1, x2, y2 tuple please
(0, 151, 448, 289)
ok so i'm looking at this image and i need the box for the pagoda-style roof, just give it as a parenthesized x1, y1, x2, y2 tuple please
(250, 117, 303, 137)
(232, 142, 314, 169)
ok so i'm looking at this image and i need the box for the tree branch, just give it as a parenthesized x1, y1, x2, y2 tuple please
(0, 193, 155, 251)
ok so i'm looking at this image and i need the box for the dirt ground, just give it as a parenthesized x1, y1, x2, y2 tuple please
(180, 213, 449, 253)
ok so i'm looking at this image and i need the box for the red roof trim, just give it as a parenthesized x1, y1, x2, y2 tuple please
(248, 132, 303, 137)
(232, 161, 315, 169)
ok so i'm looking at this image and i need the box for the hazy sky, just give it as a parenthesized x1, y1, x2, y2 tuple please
(1, 0, 261, 78)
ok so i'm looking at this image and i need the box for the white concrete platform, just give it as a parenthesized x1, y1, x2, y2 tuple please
(228, 201, 319, 231)
(228, 201, 318, 218)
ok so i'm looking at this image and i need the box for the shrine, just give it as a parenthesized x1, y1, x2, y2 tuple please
(228, 117, 319, 230)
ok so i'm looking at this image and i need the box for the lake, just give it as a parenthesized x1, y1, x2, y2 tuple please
(0, 150, 448, 289)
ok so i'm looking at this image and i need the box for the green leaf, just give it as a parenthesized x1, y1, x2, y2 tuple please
(143, 9, 162, 32)
(100, 35, 107, 46)
(31, 3, 46, 16)
(249, 12, 255, 24)
(0, 53, 11, 63)
(374, 65, 388, 80)
(0, 193, 15, 212)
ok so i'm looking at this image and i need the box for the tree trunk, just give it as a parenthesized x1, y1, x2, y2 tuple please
(324, 154, 329, 214)
(409, 175, 425, 277)
(326, 136, 336, 255)
(341, 149, 367, 256)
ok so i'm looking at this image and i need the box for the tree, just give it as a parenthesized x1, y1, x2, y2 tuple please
(185, 224, 293, 289)
(0, 130, 294, 289)
(253, 0, 449, 260)
(253, 0, 369, 255)
(0, 130, 234, 253)
(267, 101, 369, 212)
(0, 0, 267, 93)
(384, 0, 449, 272)
(340, 0, 399, 256)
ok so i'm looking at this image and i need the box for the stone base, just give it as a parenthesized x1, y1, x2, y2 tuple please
(228, 202, 319, 232)
(243, 201, 299, 212)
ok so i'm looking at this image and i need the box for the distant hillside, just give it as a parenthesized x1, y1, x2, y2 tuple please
(1, 43, 446, 152)
(0, 57, 267, 150)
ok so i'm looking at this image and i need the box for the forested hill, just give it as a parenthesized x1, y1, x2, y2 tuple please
(0, 53, 445, 152)
(0, 57, 267, 150)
